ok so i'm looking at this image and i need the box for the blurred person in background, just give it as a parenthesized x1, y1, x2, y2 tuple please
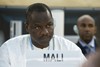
(81, 16, 100, 67)
(76, 15, 98, 57)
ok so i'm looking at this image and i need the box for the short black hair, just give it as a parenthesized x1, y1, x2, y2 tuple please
(26, 3, 53, 23)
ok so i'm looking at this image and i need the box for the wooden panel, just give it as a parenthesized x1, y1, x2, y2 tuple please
(0, 0, 100, 7)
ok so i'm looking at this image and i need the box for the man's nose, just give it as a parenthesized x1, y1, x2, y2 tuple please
(85, 26, 90, 31)
(41, 28, 49, 35)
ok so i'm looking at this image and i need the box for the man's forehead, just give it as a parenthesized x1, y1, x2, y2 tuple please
(78, 21, 95, 26)
(29, 17, 53, 25)
(31, 11, 52, 21)
(32, 19, 53, 24)
(77, 18, 96, 26)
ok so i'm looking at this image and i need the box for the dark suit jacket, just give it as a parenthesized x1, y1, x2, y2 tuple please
(76, 40, 98, 57)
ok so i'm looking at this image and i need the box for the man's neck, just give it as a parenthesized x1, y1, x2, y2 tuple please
(32, 41, 49, 49)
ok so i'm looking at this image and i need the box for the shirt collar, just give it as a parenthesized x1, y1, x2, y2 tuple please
(79, 37, 95, 47)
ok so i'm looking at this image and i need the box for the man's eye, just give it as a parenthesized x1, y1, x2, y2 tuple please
(89, 24, 93, 27)
(81, 24, 86, 27)
(46, 24, 53, 28)
(34, 26, 40, 30)
(46, 25, 50, 28)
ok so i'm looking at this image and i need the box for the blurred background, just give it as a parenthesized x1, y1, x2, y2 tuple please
(0, 0, 100, 46)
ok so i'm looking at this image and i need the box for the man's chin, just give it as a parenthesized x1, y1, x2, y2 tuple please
(38, 41, 49, 47)
(39, 40, 50, 44)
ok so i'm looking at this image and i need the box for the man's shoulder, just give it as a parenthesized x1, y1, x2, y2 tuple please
(53, 35, 78, 48)
(53, 35, 75, 44)
(76, 41, 81, 45)
(53, 35, 83, 51)
(4, 34, 30, 44)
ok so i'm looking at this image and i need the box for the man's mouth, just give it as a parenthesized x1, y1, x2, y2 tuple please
(39, 36, 51, 41)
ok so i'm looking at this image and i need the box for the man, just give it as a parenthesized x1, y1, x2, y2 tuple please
(82, 15, 100, 67)
(76, 15, 98, 57)
(0, 3, 86, 67)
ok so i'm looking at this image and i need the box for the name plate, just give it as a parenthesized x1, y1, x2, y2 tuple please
(26, 50, 83, 67)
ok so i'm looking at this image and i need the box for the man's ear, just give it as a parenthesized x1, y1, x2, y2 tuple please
(25, 22, 29, 32)
(73, 25, 79, 35)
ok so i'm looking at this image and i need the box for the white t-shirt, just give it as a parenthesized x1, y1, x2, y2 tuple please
(0, 34, 86, 67)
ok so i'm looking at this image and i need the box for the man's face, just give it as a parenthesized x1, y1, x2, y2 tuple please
(26, 11, 54, 48)
(77, 19, 96, 43)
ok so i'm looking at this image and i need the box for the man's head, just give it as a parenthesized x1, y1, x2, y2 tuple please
(77, 15, 96, 44)
(25, 3, 54, 49)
